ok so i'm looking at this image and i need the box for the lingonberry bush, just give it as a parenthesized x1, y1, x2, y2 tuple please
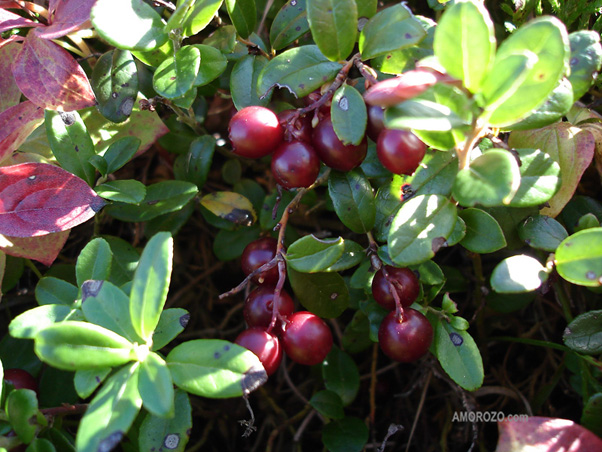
(1, 0, 602, 451)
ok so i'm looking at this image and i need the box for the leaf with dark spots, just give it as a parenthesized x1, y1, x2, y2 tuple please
(59, 111, 76, 126)
(81, 280, 104, 301)
(0, 163, 105, 237)
(33, 0, 96, 40)
(179, 313, 190, 328)
(0, 101, 45, 163)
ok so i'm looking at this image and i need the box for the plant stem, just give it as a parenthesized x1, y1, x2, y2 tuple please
(25, 259, 43, 280)
(456, 119, 487, 171)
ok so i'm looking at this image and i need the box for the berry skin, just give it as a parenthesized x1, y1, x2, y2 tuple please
(376, 129, 426, 175)
(235, 328, 283, 376)
(244, 285, 295, 330)
(281, 311, 333, 366)
(371, 266, 420, 311)
(366, 105, 386, 142)
(229, 106, 283, 159)
(311, 116, 367, 171)
(277, 109, 312, 143)
(378, 309, 433, 363)
(271, 140, 321, 189)
(4, 368, 38, 394)
(241, 237, 279, 285)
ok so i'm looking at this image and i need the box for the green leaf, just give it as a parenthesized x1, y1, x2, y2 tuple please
(91, 50, 138, 124)
(181, 0, 224, 37)
(309, 390, 344, 419)
(385, 98, 468, 132)
(257, 45, 342, 99)
(508, 148, 561, 207)
(76, 238, 112, 287)
(225, 0, 256, 39)
(200, 191, 256, 227)
(433, 0, 495, 93)
(286, 235, 345, 273)
(103, 235, 141, 287)
(321, 416, 368, 452)
(45, 110, 96, 186)
(328, 170, 375, 234)
(433, 317, 484, 391)
(76, 363, 142, 452)
(260, 189, 295, 230)
(139, 352, 174, 417)
(388, 194, 457, 266)
(74, 368, 111, 399)
(487, 17, 570, 127)
(452, 150, 521, 207)
(104, 180, 198, 222)
(130, 232, 173, 341)
(555, 228, 602, 287)
(139, 390, 192, 452)
(9, 304, 83, 339)
(213, 225, 261, 261)
(270, 0, 309, 50)
(153, 46, 201, 99)
(321, 346, 359, 406)
(518, 215, 568, 251)
(166, 339, 267, 398)
(90, 0, 168, 51)
(358, 3, 426, 61)
(331, 84, 366, 145)
(307, 0, 357, 61)
(568, 31, 602, 100)
(191, 44, 228, 86)
(102, 136, 141, 176)
(490, 254, 548, 293)
(459, 208, 506, 253)
(151, 308, 190, 351)
(324, 240, 364, 272)
(173, 135, 216, 189)
(287, 268, 349, 318)
(25, 438, 56, 452)
(35, 277, 78, 306)
(230, 55, 270, 109)
(7, 389, 39, 443)
(34, 321, 133, 371)
(562, 310, 602, 355)
(581, 393, 602, 438)
(341, 310, 372, 353)
(95, 180, 147, 204)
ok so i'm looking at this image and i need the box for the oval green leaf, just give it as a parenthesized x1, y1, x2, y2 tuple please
(307, 0, 357, 62)
(556, 228, 602, 287)
(153, 46, 201, 99)
(191, 44, 228, 87)
(321, 416, 368, 452)
(269, 0, 309, 51)
(309, 390, 344, 419)
(139, 390, 192, 452)
(321, 346, 359, 406)
(287, 268, 349, 318)
(7, 389, 39, 443)
(563, 310, 602, 355)
(508, 148, 561, 207)
(139, 352, 174, 417)
(76, 238, 113, 286)
(9, 304, 83, 339)
(328, 169, 375, 234)
(286, 235, 345, 273)
(225, 0, 256, 39)
(331, 84, 366, 145)
(230, 55, 270, 109)
(490, 254, 548, 293)
(518, 215, 568, 252)
(568, 31, 602, 100)
(459, 208, 506, 253)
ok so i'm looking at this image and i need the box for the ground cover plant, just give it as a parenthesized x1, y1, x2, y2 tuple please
(1, 0, 602, 451)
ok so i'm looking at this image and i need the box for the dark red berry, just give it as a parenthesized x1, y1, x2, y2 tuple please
(241, 237, 279, 285)
(376, 129, 426, 175)
(235, 328, 282, 376)
(244, 285, 295, 330)
(271, 140, 321, 189)
(229, 106, 283, 159)
(277, 109, 312, 143)
(366, 105, 385, 142)
(282, 311, 333, 366)
(311, 116, 367, 171)
(371, 266, 420, 311)
(4, 368, 38, 394)
(378, 309, 433, 363)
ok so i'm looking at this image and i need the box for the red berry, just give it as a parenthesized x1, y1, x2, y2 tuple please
(376, 129, 426, 175)
(366, 105, 385, 142)
(282, 311, 333, 366)
(4, 368, 38, 394)
(271, 140, 321, 189)
(311, 116, 367, 171)
(244, 285, 295, 330)
(378, 309, 433, 363)
(241, 237, 279, 285)
(229, 106, 283, 158)
(235, 328, 282, 376)
(371, 266, 420, 311)
(277, 109, 312, 143)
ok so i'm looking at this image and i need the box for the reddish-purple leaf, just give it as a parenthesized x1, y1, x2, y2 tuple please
(12, 34, 96, 111)
(0, 163, 105, 237)
(34, 0, 95, 39)
(0, 250, 5, 302)
(0, 8, 43, 33)
(0, 101, 45, 164)
(496, 416, 602, 452)
(0, 42, 21, 112)
(0, 230, 69, 266)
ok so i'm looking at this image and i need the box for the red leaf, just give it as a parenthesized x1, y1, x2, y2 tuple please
(12, 34, 96, 111)
(0, 8, 43, 33)
(0, 41, 21, 112)
(0, 230, 69, 266)
(0, 101, 45, 164)
(34, 0, 95, 39)
(496, 416, 602, 452)
(0, 163, 105, 237)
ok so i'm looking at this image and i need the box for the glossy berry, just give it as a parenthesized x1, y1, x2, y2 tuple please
(366, 105, 385, 142)
(277, 109, 312, 143)
(371, 266, 420, 311)
(4, 368, 38, 393)
(244, 285, 295, 330)
(376, 129, 426, 175)
(271, 140, 321, 189)
(282, 311, 333, 366)
(311, 116, 367, 171)
(241, 237, 279, 285)
(235, 328, 283, 376)
(378, 309, 433, 363)
(229, 106, 283, 159)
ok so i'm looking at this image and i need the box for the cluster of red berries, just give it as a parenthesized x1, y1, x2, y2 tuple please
(234, 237, 333, 375)
(371, 266, 433, 363)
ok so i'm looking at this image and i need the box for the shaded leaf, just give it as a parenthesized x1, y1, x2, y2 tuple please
(322, 416, 368, 452)
(568, 31, 602, 100)
(74, 367, 111, 399)
(152, 308, 190, 351)
(76, 238, 112, 286)
(309, 390, 344, 419)
(322, 346, 359, 406)
(563, 310, 602, 355)
(225, 0, 256, 39)
(328, 170, 375, 234)
(230, 55, 270, 109)
(7, 389, 39, 443)
(459, 208, 506, 253)
(288, 268, 349, 318)
(518, 215, 568, 252)
(509, 148, 561, 207)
